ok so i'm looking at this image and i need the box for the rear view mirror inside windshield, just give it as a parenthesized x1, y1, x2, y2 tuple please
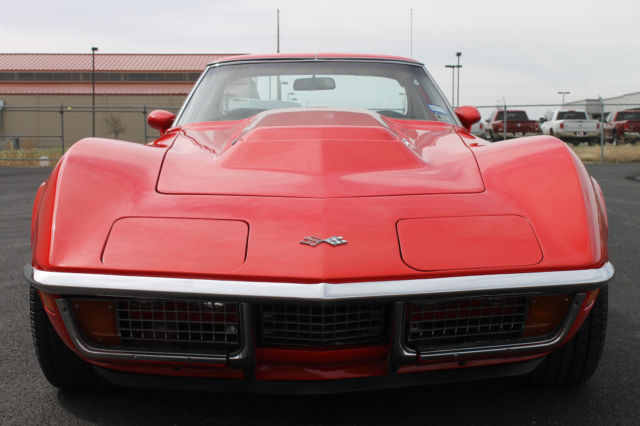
(293, 77, 336, 91)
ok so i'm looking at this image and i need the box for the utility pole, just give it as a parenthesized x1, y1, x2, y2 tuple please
(445, 51, 462, 108)
(276, 9, 281, 100)
(91, 46, 98, 137)
(445, 65, 455, 106)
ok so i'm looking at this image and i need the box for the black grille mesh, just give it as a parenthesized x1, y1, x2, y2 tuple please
(116, 299, 241, 353)
(258, 302, 389, 347)
(406, 295, 529, 351)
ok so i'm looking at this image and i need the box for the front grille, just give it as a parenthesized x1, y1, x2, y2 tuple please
(258, 302, 389, 348)
(116, 298, 241, 353)
(405, 295, 529, 351)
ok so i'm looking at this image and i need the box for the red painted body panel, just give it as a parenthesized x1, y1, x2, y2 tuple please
(158, 110, 484, 198)
(397, 215, 542, 271)
(32, 129, 605, 280)
(102, 218, 249, 274)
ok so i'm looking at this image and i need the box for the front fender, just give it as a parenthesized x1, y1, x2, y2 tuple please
(471, 136, 608, 270)
(31, 137, 169, 272)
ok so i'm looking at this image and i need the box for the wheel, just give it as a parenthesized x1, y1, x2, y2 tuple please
(30, 286, 108, 390)
(527, 286, 608, 385)
(549, 129, 554, 137)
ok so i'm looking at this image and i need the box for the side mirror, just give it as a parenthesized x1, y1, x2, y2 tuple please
(148, 110, 176, 136)
(454, 106, 481, 131)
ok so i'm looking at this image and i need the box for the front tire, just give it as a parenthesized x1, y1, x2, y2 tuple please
(527, 286, 608, 385)
(30, 286, 107, 390)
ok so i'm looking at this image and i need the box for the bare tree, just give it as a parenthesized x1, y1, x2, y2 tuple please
(103, 115, 127, 139)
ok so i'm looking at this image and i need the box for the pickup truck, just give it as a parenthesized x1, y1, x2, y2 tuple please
(540, 110, 600, 145)
(603, 110, 640, 144)
(470, 120, 486, 138)
(485, 110, 540, 141)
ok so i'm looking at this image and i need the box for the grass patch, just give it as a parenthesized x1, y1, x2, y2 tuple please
(571, 143, 640, 163)
(0, 148, 63, 167)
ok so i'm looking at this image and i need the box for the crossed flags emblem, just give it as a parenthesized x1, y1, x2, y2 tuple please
(300, 236, 348, 247)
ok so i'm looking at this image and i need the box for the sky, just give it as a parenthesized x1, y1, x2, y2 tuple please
(2, 0, 639, 119)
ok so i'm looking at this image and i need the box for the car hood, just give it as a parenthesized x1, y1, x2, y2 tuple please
(157, 109, 484, 197)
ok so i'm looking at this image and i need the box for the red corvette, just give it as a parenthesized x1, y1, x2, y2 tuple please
(26, 54, 613, 393)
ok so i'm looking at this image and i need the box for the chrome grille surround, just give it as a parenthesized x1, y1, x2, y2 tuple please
(405, 295, 530, 351)
(56, 297, 250, 364)
(258, 302, 389, 347)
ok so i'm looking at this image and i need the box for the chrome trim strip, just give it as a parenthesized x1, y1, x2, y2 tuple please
(29, 262, 614, 301)
(56, 298, 249, 364)
(207, 57, 425, 68)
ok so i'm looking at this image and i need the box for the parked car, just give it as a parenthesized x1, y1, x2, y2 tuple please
(485, 110, 541, 141)
(26, 53, 613, 393)
(541, 110, 601, 145)
(603, 110, 640, 144)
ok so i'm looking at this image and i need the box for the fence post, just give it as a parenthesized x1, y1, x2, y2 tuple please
(503, 98, 507, 141)
(600, 98, 604, 164)
(143, 106, 148, 142)
(59, 105, 65, 156)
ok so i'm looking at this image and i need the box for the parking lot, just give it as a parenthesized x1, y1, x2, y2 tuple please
(1, 164, 639, 426)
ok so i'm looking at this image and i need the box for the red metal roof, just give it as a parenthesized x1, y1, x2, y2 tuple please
(0, 82, 195, 95)
(0, 53, 243, 72)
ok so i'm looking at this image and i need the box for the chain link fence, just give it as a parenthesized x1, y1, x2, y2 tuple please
(1, 102, 639, 166)
(0, 105, 180, 166)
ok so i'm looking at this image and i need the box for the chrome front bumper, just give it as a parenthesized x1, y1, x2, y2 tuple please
(25, 262, 614, 301)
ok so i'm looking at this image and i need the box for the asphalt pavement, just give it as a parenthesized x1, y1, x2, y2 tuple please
(1, 164, 639, 425)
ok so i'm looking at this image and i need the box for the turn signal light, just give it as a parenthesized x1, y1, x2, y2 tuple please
(523, 294, 572, 338)
(71, 300, 120, 346)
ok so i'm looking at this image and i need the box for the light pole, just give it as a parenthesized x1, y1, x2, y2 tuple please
(445, 65, 455, 106)
(558, 91, 570, 105)
(410, 8, 413, 58)
(456, 52, 462, 108)
(276, 9, 280, 53)
(91, 46, 98, 137)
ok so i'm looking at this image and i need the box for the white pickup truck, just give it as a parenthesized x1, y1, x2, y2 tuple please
(541, 110, 601, 145)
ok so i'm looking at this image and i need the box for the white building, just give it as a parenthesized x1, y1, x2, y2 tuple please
(565, 92, 640, 120)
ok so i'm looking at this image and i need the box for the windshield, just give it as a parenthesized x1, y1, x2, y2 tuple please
(176, 60, 457, 125)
